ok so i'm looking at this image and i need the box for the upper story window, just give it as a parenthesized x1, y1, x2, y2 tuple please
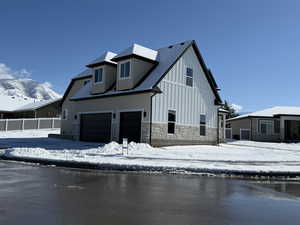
(186, 67, 193, 87)
(94, 68, 103, 83)
(200, 114, 206, 136)
(168, 110, 176, 134)
(120, 61, 130, 79)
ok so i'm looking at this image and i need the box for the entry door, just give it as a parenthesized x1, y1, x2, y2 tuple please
(119, 111, 142, 143)
(80, 113, 112, 142)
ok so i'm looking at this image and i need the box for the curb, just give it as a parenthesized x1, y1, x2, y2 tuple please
(1, 155, 300, 180)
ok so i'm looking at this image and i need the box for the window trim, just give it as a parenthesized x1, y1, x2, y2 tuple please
(185, 67, 193, 87)
(258, 119, 274, 135)
(167, 110, 176, 135)
(200, 114, 206, 136)
(94, 67, 104, 84)
(119, 61, 131, 80)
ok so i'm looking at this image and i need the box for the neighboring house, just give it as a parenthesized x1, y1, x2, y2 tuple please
(0, 95, 61, 119)
(61, 40, 225, 146)
(227, 106, 300, 142)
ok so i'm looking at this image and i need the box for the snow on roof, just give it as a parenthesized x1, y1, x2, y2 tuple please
(112, 44, 158, 62)
(0, 94, 61, 112)
(87, 51, 117, 67)
(227, 106, 300, 121)
(15, 98, 61, 112)
(71, 41, 193, 100)
(73, 68, 93, 79)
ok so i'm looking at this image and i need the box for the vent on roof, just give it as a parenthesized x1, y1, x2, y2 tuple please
(180, 42, 185, 45)
(168, 45, 173, 48)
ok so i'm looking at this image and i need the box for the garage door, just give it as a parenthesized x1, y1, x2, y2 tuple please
(80, 113, 112, 142)
(119, 111, 142, 143)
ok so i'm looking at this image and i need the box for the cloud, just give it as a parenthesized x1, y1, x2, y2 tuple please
(231, 103, 243, 112)
(0, 63, 31, 79)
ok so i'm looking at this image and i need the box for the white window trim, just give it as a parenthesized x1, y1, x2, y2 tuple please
(185, 67, 193, 87)
(94, 67, 104, 84)
(167, 109, 176, 135)
(119, 60, 131, 80)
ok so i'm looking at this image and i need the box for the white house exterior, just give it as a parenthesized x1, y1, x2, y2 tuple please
(61, 40, 224, 146)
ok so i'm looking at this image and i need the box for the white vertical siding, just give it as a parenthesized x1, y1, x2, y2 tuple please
(152, 46, 218, 128)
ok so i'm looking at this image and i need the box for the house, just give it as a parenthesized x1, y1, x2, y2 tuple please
(226, 106, 300, 142)
(61, 40, 225, 146)
(0, 95, 61, 119)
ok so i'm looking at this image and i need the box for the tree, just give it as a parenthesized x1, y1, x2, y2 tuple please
(223, 100, 240, 119)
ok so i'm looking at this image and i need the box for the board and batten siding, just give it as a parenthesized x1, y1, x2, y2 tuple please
(152, 46, 218, 128)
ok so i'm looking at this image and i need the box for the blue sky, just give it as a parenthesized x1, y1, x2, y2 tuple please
(0, 0, 299, 112)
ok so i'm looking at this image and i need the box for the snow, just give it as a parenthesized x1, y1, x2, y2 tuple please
(228, 106, 300, 121)
(112, 44, 158, 61)
(2, 129, 300, 174)
(71, 41, 192, 100)
(87, 51, 117, 67)
(0, 94, 61, 112)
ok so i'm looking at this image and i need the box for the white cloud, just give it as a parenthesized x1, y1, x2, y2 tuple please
(231, 103, 243, 112)
(0, 63, 31, 79)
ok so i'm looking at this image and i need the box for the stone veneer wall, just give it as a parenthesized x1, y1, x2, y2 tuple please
(151, 123, 217, 147)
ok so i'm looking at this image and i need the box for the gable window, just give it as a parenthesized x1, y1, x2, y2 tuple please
(94, 68, 103, 83)
(120, 61, 130, 79)
(186, 67, 193, 87)
(200, 114, 206, 136)
(168, 110, 176, 134)
(62, 109, 68, 120)
(259, 120, 273, 135)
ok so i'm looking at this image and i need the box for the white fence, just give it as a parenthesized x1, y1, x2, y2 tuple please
(0, 118, 61, 131)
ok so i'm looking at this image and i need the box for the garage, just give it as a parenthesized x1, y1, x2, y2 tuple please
(80, 112, 112, 142)
(119, 111, 142, 143)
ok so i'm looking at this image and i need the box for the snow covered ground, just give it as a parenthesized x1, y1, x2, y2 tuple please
(1, 129, 300, 174)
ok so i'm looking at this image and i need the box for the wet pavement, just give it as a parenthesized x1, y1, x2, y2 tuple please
(0, 161, 300, 225)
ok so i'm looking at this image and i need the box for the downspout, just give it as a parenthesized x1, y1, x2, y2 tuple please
(217, 110, 220, 145)
(250, 118, 252, 140)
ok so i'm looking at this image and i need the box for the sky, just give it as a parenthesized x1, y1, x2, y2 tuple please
(0, 0, 299, 112)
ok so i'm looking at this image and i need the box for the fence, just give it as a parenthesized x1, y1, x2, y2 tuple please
(225, 128, 232, 139)
(0, 118, 61, 131)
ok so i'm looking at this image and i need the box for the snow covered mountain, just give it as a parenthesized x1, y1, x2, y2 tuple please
(0, 78, 61, 100)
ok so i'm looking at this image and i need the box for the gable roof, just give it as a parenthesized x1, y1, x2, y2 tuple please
(112, 44, 158, 62)
(227, 106, 300, 121)
(66, 40, 221, 103)
(86, 51, 117, 68)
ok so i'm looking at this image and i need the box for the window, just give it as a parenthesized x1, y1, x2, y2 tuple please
(274, 120, 280, 134)
(62, 109, 68, 120)
(259, 120, 273, 135)
(186, 67, 193, 87)
(168, 110, 176, 134)
(94, 68, 103, 83)
(84, 80, 90, 86)
(120, 61, 130, 78)
(200, 114, 206, 136)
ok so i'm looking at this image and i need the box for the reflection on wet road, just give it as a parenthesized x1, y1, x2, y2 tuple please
(0, 161, 300, 225)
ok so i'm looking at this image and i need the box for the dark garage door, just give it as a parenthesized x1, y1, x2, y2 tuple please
(119, 111, 142, 143)
(80, 113, 112, 142)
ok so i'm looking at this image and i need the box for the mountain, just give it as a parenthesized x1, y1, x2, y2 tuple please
(0, 78, 61, 100)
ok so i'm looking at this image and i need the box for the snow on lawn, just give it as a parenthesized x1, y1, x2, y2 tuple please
(2, 129, 300, 173)
(226, 140, 300, 152)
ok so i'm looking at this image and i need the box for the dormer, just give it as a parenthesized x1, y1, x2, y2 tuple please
(86, 51, 117, 94)
(112, 44, 158, 91)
